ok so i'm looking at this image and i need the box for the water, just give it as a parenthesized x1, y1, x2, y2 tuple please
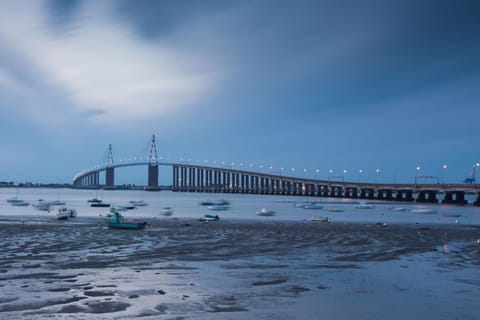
(1, 187, 479, 226)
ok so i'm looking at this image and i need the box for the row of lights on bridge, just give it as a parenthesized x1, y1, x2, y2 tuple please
(82, 158, 480, 184)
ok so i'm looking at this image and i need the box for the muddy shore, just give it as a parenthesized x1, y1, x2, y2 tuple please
(1, 217, 479, 319)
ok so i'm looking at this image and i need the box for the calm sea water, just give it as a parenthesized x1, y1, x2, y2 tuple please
(1, 187, 479, 226)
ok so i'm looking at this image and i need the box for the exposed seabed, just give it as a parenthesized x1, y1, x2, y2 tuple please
(0, 217, 479, 319)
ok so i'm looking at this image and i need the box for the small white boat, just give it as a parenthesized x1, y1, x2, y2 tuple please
(129, 200, 148, 207)
(310, 216, 331, 223)
(389, 207, 406, 212)
(256, 208, 275, 216)
(199, 214, 220, 222)
(57, 207, 77, 220)
(160, 206, 173, 216)
(11, 200, 29, 206)
(207, 204, 229, 211)
(49, 200, 66, 206)
(33, 200, 51, 212)
(411, 208, 437, 214)
(356, 203, 375, 209)
(293, 202, 308, 208)
(7, 197, 24, 204)
(303, 203, 323, 209)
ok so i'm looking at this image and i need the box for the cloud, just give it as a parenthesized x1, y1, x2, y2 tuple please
(0, 1, 223, 125)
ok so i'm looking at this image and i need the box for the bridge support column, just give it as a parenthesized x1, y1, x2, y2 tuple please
(330, 186, 342, 197)
(172, 165, 179, 191)
(147, 164, 159, 189)
(442, 191, 467, 205)
(474, 193, 480, 206)
(416, 190, 438, 203)
(395, 189, 414, 202)
(359, 188, 374, 199)
(377, 189, 393, 201)
(200, 168, 205, 192)
(346, 187, 358, 198)
(106, 167, 114, 188)
(318, 185, 328, 197)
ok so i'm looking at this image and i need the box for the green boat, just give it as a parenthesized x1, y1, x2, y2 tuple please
(105, 209, 147, 230)
(107, 221, 147, 230)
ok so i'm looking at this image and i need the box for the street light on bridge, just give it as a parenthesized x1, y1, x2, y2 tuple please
(442, 164, 447, 186)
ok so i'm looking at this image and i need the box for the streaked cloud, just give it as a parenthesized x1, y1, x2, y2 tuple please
(0, 0, 223, 125)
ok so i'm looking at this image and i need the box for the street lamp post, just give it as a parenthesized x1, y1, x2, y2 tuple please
(476, 163, 480, 185)
(415, 166, 421, 187)
(442, 164, 447, 187)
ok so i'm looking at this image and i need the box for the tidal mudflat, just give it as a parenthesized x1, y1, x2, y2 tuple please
(0, 216, 479, 319)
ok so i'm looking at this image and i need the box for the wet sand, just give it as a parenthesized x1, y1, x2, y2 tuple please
(0, 216, 479, 319)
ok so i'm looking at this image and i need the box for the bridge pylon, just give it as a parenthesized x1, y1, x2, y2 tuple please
(105, 144, 115, 188)
(147, 134, 159, 189)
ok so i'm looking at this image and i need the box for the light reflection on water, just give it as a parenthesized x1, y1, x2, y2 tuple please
(1, 187, 479, 226)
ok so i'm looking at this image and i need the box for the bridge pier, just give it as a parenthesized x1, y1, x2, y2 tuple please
(395, 189, 414, 202)
(474, 193, 480, 206)
(345, 187, 358, 198)
(318, 185, 328, 197)
(359, 188, 374, 199)
(416, 190, 438, 203)
(147, 164, 159, 189)
(329, 186, 342, 197)
(442, 191, 467, 205)
(106, 167, 114, 188)
(377, 189, 393, 201)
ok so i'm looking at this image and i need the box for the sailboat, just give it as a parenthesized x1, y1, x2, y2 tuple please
(6, 187, 25, 204)
(89, 189, 111, 207)
(88, 189, 102, 203)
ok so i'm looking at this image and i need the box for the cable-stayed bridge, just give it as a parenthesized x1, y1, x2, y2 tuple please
(73, 135, 480, 205)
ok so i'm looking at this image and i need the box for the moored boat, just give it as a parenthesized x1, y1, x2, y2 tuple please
(256, 208, 275, 216)
(207, 204, 229, 211)
(199, 214, 220, 222)
(91, 202, 111, 207)
(7, 197, 24, 204)
(160, 206, 173, 216)
(129, 200, 148, 207)
(411, 208, 437, 214)
(105, 209, 147, 230)
(57, 207, 77, 220)
(355, 202, 375, 209)
(33, 200, 51, 211)
(310, 216, 331, 223)
(11, 200, 29, 206)
(303, 203, 323, 209)
(49, 200, 66, 206)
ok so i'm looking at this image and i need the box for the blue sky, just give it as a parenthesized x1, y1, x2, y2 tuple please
(0, 0, 479, 185)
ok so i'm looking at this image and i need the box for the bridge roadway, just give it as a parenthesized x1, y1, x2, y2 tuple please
(72, 161, 480, 205)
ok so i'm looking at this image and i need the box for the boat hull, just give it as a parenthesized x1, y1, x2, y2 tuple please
(107, 222, 147, 230)
(91, 203, 111, 207)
